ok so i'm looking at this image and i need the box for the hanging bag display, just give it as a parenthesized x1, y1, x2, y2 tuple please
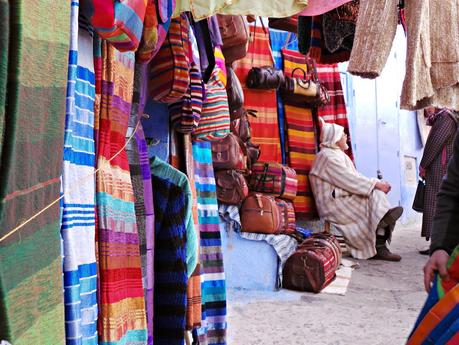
(283, 233, 341, 293)
(249, 162, 298, 200)
(230, 108, 257, 143)
(215, 170, 249, 205)
(217, 15, 250, 64)
(192, 64, 231, 142)
(226, 66, 244, 113)
(240, 193, 283, 234)
(211, 133, 248, 171)
(412, 179, 425, 213)
(169, 62, 204, 133)
(149, 14, 191, 103)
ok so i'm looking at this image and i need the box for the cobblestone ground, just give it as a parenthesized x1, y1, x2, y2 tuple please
(227, 222, 429, 345)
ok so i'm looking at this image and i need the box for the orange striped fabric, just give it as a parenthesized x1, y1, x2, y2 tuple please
(282, 48, 318, 219)
(233, 24, 282, 163)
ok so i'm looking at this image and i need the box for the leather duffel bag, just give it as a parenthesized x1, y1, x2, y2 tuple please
(249, 162, 298, 200)
(247, 66, 285, 90)
(215, 170, 249, 205)
(275, 198, 296, 235)
(211, 133, 248, 171)
(283, 233, 341, 293)
(240, 193, 283, 234)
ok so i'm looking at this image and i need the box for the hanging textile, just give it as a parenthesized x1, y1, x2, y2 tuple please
(94, 39, 147, 345)
(408, 246, 459, 344)
(192, 141, 227, 345)
(282, 49, 318, 220)
(184, 135, 203, 330)
(142, 100, 170, 162)
(269, 29, 299, 165)
(126, 63, 155, 345)
(61, 7, 98, 344)
(234, 23, 282, 163)
(150, 156, 195, 345)
(315, 63, 354, 161)
(0, 1, 69, 343)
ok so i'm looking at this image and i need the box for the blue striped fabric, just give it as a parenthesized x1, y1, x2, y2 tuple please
(192, 141, 227, 345)
(269, 29, 299, 165)
(60, 3, 98, 344)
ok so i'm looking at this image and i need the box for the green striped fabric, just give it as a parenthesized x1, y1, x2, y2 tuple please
(0, 1, 69, 343)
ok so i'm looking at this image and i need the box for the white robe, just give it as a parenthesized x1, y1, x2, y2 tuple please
(310, 147, 392, 259)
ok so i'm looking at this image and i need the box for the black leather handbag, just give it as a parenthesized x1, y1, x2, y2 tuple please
(246, 66, 285, 90)
(412, 179, 425, 213)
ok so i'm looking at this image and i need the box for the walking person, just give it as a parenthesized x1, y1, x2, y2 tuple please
(418, 108, 458, 255)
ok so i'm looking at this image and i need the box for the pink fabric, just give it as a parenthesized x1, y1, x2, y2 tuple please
(300, 0, 353, 16)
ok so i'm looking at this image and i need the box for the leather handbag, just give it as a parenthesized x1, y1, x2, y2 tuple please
(169, 62, 204, 133)
(268, 15, 299, 33)
(246, 140, 261, 169)
(217, 15, 249, 64)
(247, 66, 286, 90)
(149, 14, 191, 103)
(412, 179, 425, 213)
(275, 198, 296, 235)
(192, 64, 231, 142)
(211, 133, 248, 171)
(230, 108, 257, 143)
(283, 233, 341, 293)
(240, 193, 283, 234)
(226, 66, 244, 113)
(249, 162, 298, 200)
(215, 170, 249, 205)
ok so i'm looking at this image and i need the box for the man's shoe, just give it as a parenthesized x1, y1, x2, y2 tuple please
(370, 245, 402, 262)
(379, 206, 404, 228)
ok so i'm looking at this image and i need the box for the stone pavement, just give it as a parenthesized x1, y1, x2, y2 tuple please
(227, 222, 429, 345)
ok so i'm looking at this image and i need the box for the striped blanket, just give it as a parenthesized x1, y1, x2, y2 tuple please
(192, 141, 227, 345)
(126, 63, 155, 345)
(0, 1, 69, 343)
(408, 246, 459, 344)
(316, 63, 354, 161)
(282, 49, 319, 220)
(94, 39, 147, 345)
(233, 23, 282, 163)
(61, 6, 98, 344)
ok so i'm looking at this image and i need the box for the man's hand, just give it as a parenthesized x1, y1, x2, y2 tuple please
(423, 250, 450, 292)
(375, 181, 391, 194)
(419, 166, 426, 179)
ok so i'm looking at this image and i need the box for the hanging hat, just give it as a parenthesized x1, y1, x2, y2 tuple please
(319, 118, 345, 149)
(300, 0, 354, 16)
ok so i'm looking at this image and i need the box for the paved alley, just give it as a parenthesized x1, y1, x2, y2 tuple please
(227, 222, 428, 345)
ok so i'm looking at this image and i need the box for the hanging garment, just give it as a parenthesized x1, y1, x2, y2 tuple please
(0, 1, 69, 344)
(184, 135, 203, 330)
(94, 39, 147, 345)
(192, 141, 227, 345)
(408, 246, 459, 344)
(315, 63, 354, 161)
(348, 0, 459, 111)
(142, 100, 170, 162)
(282, 49, 318, 220)
(126, 63, 155, 345)
(150, 156, 197, 345)
(269, 29, 299, 165)
(234, 22, 282, 163)
(61, 8, 98, 344)
(173, 0, 308, 21)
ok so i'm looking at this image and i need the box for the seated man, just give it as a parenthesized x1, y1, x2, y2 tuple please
(310, 119, 403, 261)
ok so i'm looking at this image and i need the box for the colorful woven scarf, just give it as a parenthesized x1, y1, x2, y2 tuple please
(408, 246, 459, 344)
(94, 38, 147, 345)
(282, 48, 319, 220)
(61, 5, 98, 344)
(192, 141, 227, 345)
(0, 1, 69, 343)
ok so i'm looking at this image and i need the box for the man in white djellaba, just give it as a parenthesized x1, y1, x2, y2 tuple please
(310, 119, 403, 262)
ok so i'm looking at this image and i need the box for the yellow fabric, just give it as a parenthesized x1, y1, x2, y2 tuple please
(174, 0, 308, 20)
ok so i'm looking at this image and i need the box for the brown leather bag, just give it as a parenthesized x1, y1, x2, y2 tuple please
(240, 193, 283, 234)
(217, 15, 249, 64)
(215, 170, 249, 205)
(211, 133, 248, 171)
(275, 198, 296, 235)
(246, 140, 261, 169)
(226, 66, 244, 113)
(268, 15, 299, 33)
(283, 233, 342, 293)
(230, 108, 257, 143)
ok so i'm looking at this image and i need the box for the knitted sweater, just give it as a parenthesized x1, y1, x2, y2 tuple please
(151, 156, 198, 345)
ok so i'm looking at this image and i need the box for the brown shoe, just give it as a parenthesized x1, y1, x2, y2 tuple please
(370, 245, 402, 262)
(379, 206, 404, 228)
